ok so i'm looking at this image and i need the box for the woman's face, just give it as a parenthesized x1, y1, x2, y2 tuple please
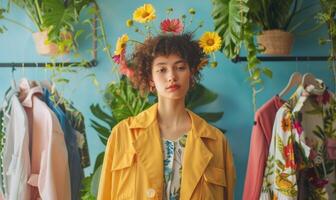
(151, 54, 191, 100)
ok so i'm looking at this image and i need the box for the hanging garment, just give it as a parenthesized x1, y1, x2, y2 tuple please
(58, 99, 90, 168)
(1, 85, 31, 200)
(43, 88, 83, 200)
(243, 95, 284, 200)
(162, 134, 188, 200)
(39, 83, 90, 168)
(260, 83, 336, 200)
(19, 79, 71, 200)
(98, 103, 236, 200)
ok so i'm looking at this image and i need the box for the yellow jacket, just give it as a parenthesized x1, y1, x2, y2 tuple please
(97, 103, 236, 200)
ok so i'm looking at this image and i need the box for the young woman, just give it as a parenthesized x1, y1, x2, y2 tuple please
(97, 33, 236, 200)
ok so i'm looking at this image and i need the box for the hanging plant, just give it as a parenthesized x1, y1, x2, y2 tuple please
(211, 0, 307, 111)
(316, 0, 336, 92)
(211, 0, 272, 111)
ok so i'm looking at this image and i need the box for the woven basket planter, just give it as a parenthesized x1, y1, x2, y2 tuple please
(257, 29, 294, 55)
(32, 31, 71, 56)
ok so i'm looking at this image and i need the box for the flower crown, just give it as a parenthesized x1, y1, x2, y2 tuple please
(112, 4, 222, 78)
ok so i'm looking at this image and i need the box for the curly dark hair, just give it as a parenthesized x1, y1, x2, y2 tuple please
(130, 32, 208, 95)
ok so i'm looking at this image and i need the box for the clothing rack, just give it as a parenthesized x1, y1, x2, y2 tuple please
(0, 59, 98, 68)
(232, 56, 332, 63)
(0, 11, 98, 68)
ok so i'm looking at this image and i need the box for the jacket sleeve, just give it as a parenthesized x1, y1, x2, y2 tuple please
(243, 114, 268, 200)
(223, 136, 236, 200)
(97, 128, 117, 200)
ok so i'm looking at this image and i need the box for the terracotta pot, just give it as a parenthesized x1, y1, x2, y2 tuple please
(32, 31, 71, 56)
(257, 29, 294, 55)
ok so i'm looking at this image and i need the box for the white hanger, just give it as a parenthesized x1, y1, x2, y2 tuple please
(301, 73, 318, 88)
(279, 72, 302, 98)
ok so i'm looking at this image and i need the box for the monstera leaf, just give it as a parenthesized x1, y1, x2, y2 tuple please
(104, 78, 152, 122)
(211, 0, 249, 59)
(42, 0, 77, 41)
(186, 83, 225, 132)
(90, 77, 152, 145)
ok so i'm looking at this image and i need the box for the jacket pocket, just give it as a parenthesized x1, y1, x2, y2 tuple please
(204, 167, 227, 187)
(202, 167, 226, 199)
(110, 151, 136, 199)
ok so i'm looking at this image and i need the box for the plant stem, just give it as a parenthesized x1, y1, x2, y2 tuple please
(248, 68, 257, 112)
(34, 0, 43, 27)
(92, 2, 117, 79)
(3, 17, 34, 32)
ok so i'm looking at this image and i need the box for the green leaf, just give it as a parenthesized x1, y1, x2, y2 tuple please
(94, 152, 105, 172)
(211, 0, 249, 58)
(185, 83, 218, 109)
(91, 165, 102, 197)
(42, 0, 77, 42)
(276, 160, 285, 171)
(262, 67, 273, 78)
(197, 112, 224, 122)
(252, 68, 261, 80)
(104, 78, 152, 122)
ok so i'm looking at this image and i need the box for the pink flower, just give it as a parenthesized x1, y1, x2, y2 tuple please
(112, 54, 121, 64)
(311, 178, 329, 188)
(293, 120, 303, 136)
(160, 18, 184, 35)
(119, 50, 134, 78)
(322, 90, 331, 104)
(314, 90, 331, 105)
(112, 49, 126, 64)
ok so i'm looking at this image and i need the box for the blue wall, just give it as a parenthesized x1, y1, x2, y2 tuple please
(0, 0, 333, 199)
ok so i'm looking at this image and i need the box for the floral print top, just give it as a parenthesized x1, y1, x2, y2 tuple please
(260, 82, 336, 200)
(162, 134, 188, 200)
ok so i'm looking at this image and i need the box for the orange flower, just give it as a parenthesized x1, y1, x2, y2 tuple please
(281, 114, 291, 133)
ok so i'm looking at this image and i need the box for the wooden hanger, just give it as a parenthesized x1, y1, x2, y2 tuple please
(279, 72, 302, 98)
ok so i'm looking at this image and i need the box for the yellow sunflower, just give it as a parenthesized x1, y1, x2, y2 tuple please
(133, 4, 156, 23)
(114, 34, 129, 55)
(198, 32, 222, 54)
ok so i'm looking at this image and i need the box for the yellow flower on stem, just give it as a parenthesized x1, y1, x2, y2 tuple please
(114, 34, 129, 55)
(133, 4, 156, 23)
(198, 32, 222, 54)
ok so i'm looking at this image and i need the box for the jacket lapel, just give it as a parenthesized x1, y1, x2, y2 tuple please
(180, 132, 213, 199)
(131, 104, 164, 194)
(180, 110, 216, 199)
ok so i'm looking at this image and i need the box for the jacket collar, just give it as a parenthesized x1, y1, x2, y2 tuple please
(129, 103, 216, 140)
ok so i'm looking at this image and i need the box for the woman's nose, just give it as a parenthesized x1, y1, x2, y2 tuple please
(168, 71, 177, 82)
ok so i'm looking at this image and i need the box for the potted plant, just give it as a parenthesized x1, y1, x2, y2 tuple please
(250, 0, 302, 55)
(8, 0, 94, 56)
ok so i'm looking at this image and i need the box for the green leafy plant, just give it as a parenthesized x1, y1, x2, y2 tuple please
(210, 0, 316, 111)
(211, 0, 272, 111)
(7, 0, 94, 42)
(316, 0, 336, 91)
(249, 0, 303, 32)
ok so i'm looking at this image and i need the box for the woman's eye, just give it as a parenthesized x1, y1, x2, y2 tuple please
(157, 68, 166, 73)
(177, 66, 186, 70)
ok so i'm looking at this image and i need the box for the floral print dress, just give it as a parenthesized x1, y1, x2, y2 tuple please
(260, 82, 336, 200)
(162, 134, 188, 200)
